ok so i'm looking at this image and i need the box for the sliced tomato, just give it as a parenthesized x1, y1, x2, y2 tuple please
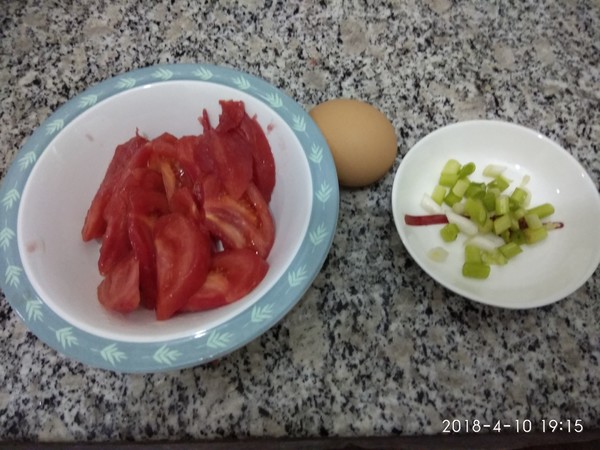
(204, 181, 275, 259)
(169, 186, 204, 225)
(98, 191, 131, 276)
(183, 249, 269, 312)
(127, 188, 169, 309)
(216, 100, 246, 133)
(97, 252, 141, 313)
(153, 213, 212, 320)
(82, 134, 148, 241)
(239, 114, 276, 202)
(205, 128, 253, 200)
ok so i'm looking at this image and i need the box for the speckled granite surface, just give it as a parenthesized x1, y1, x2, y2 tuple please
(1, 0, 599, 442)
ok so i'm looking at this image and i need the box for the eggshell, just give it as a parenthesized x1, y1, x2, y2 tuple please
(309, 98, 397, 187)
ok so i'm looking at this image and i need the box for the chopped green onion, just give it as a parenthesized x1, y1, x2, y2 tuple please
(524, 226, 548, 244)
(443, 191, 462, 207)
(465, 182, 486, 199)
(526, 203, 555, 219)
(441, 159, 461, 175)
(483, 164, 507, 178)
(493, 214, 512, 235)
(495, 195, 510, 216)
(421, 193, 443, 214)
(427, 247, 449, 262)
(524, 213, 543, 230)
(510, 186, 528, 208)
(462, 262, 491, 279)
(431, 185, 447, 205)
(499, 242, 523, 259)
(488, 174, 511, 192)
(439, 172, 459, 187)
(452, 178, 470, 197)
(464, 245, 482, 263)
(510, 229, 526, 245)
(481, 249, 507, 266)
(464, 197, 487, 225)
(458, 162, 476, 178)
(440, 223, 460, 242)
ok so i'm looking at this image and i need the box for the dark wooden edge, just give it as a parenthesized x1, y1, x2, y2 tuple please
(1, 430, 600, 450)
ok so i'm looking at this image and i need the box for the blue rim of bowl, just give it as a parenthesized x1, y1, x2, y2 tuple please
(0, 63, 339, 373)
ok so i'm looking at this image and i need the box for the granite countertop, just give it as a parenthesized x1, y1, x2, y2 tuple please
(1, 0, 599, 444)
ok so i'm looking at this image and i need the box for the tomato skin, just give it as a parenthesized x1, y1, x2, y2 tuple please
(153, 213, 212, 320)
(184, 249, 269, 312)
(97, 253, 141, 313)
(82, 134, 148, 241)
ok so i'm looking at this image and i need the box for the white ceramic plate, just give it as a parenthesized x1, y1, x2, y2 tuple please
(0, 64, 339, 372)
(392, 120, 600, 309)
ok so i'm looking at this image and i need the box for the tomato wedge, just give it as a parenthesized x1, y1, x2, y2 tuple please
(153, 213, 212, 320)
(97, 253, 141, 313)
(239, 113, 276, 202)
(183, 249, 269, 312)
(82, 134, 148, 241)
(204, 180, 275, 259)
(127, 188, 169, 309)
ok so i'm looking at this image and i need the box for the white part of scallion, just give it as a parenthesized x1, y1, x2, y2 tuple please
(482, 164, 507, 178)
(420, 193, 443, 214)
(427, 247, 449, 262)
(465, 234, 505, 252)
(446, 210, 478, 236)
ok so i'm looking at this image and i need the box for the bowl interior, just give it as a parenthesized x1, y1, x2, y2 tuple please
(392, 120, 600, 308)
(18, 81, 312, 342)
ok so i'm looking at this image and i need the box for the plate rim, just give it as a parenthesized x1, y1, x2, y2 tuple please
(0, 63, 339, 372)
(392, 119, 600, 309)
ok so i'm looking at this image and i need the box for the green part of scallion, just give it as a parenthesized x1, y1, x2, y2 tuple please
(482, 249, 508, 266)
(465, 182, 486, 199)
(452, 178, 471, 197)
(495, 194, 510, 216)
(443, 191, 462, 207)
(524, 226, 548, 244)
(464, 197, 487, 226)
(487, 174, 512, 192)
(431, 185, 447, 205)
(526, 203, 555, 219)
(510, 229, 527, 245)
(510, 186, 528, 208)
(440, 223, 460, 242)
(493, 214, 512, 235)
(483, 191, 497, 212)
(442, 159, 461, 175)
(462, 262, 491, 279)
(499, 242, 523, 259)
(464, 245, 482, 264)
(439, 172, 459, 188)
(458, 162, 476, 178)
(524, 213, 543, 230)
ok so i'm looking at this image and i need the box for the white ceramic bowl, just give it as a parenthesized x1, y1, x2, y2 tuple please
(392, 120, 600, 309)
(0, 64, 339, 372)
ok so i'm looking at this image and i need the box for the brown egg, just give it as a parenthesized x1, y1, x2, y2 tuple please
(309, 98, 397, 188)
